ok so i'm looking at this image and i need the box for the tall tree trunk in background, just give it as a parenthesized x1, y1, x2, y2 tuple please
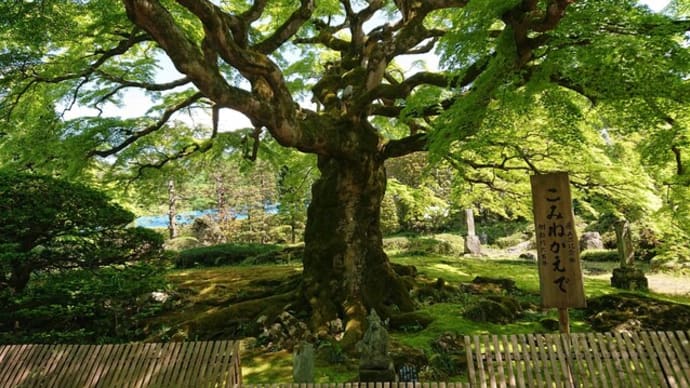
(167, 179, 178, 239)
(214, 174, 227, 223)
(302, 150, 414, 348)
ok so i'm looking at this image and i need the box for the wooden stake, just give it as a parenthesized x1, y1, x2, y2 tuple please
(558, 308, 570, 334)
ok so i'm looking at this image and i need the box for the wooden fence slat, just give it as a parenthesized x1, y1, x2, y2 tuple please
(647, 331, 678, 387)
(509, 335, 525, 388)
(68, 344, 97, 387)
(655, 331, 687, 386)
(106, 343, 137, 386)
(517, 334, 535, 388)
(121, 342, 143, 388)
(92, 344, 119, 387)
(11, 343, 51, 387)
(473, 335, 487, 388)
(72, 344, 104, 387)
(533, 334, 553, 387)
(572, 334, 592, 386)
(0, 340, 242, 388)
(222, 340, 238, 387)
(464, 336, 476, 387)
(553, 334, 573, 387)
(213, 340, 235, 388)
(542, 333, 564, 385)
(172, 342, 193, 387)
(96, 343, 129, 387)
(622, 331, 654, 387)
(204, 340, 226, 387)
(594, 332, 618, 387)
(42, 344, 75, 387)
(127, 342, 153, 388)
(585, 333, 608, 388)
(602, 332, 625, 387)
(103, 343, 136, 387)
(629, 331, 663, 386)
(163, 341, 187, 387)
(233, 341, 244, 386)
(182, 341, 206, 387)
(638, 331, 671, 387)
(0, 345, 19, 384)
(198, 340, 222, 387)
(678, 331, 690, 359)
(666, 331, 690, 383)
(0, 344, 29, 385)
(145, 342, 167, 388)
(491, 335, 506, 387)
(78, 343, 105, 386)
(611, 332, 637, 387)
(499, 335, 515, 388)
(52, 344, 89, 388)
(481, 335, 496, 388)
(10, 345, 44, 386)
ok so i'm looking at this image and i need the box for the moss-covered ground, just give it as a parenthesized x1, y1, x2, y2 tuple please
(157, 248, 690, 384)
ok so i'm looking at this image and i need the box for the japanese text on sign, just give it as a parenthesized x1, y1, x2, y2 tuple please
(531, 172, 586, 308)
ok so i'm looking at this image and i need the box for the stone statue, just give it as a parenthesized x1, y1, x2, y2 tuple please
(357, 310, 396, 382)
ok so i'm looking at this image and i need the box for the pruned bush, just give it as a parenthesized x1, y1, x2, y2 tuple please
(174, 243, 281, 268)
(383, 235, 463, 255)
(580, 249, 619, 262)
(0, 171, 163, 292)
(164, 236, 202, 251)
(0, 263, 168, 344)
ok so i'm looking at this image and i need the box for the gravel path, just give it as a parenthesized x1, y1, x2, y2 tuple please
(647, 273, 690, 296)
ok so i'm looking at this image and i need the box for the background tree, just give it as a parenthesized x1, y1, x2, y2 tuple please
(2, 0, 689, 343)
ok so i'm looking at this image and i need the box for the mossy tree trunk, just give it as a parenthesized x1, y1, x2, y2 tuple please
(302, 124, 417, 347)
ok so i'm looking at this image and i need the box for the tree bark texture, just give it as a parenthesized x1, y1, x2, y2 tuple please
(167, 179, 178, 239)
(302, 150, 414, 347)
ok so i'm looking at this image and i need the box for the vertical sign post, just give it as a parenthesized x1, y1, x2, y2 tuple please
(530, 172, 586, 333)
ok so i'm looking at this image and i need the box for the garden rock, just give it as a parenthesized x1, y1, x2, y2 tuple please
(580, 232, 604, 251)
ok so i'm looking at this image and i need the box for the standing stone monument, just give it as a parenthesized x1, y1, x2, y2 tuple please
(464, 209, 481, 255)
(611, 219, 648, 290)
(357, 310, 396, 382)
(292, 342, 314, 383)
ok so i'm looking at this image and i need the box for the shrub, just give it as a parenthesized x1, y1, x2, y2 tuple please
(580, 249, 619, 262)
(0, 263, 168, 344)
(0, 171, 163, 292)
(174, 243, 281, 268)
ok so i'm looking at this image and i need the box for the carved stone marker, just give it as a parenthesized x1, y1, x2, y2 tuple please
(615, 219, 635, 267)
(292, 342, 314, 383)
(464, 209, 481, 255)
(611, 219, 648, 291)
(357, 310, 395, 382)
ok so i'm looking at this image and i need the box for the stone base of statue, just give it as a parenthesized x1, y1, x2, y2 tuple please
(359, 362, 396, 382)
(611, 267, 648, 291)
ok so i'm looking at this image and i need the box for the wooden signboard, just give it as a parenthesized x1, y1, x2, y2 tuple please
(530, 172, 586, 309)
